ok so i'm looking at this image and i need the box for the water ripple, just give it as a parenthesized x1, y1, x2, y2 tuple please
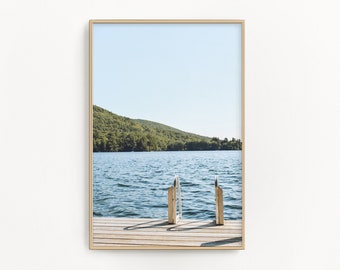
(93, 151, 242, 220)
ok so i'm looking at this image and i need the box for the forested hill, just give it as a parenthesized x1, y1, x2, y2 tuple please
(93, 105, 242, 152)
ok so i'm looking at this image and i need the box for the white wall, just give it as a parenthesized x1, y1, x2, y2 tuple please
(1, 0, 339, 269)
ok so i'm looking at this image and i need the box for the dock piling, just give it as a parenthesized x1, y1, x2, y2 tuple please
(215, 176, 224, 225)
(168, 176, 182, 224)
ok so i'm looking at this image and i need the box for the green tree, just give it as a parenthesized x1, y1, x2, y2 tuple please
(122, 134, 137, 151)
(136, 135, 148, 151)
(209, 137, 221, 150)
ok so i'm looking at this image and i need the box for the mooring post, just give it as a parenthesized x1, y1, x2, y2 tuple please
(168, 180, 176, 224)
(168, 186, 176, 224)
(215, 176, 224, 225)
(176, 177, 182, 222)
(168, 176, 182, 224)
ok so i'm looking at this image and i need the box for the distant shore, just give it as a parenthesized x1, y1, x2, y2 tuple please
(93, 148, 242, 153)
(93, 105, 242, 152)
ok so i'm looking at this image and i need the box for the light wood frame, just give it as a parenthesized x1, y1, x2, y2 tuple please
(89, 19, 245, 250)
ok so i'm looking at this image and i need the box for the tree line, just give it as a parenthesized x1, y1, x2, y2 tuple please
(93, 105, 242, 152)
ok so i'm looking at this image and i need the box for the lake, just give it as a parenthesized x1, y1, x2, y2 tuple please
(93, 151, 242, 220)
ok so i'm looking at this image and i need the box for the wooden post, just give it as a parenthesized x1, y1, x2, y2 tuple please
(168, 185, 176, 224)
(215, 178, 224, 225)
(168, 177, 182, 224)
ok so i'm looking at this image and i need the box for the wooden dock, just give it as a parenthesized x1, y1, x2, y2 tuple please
(92, 217, 243, 249)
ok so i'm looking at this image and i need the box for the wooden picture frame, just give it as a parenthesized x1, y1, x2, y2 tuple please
(89, 19, 245, 250)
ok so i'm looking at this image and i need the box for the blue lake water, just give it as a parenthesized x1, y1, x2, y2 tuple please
(93, 151, 242, 220)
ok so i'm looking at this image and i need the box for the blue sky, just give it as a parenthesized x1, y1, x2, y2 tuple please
(93, 23, 242, 139)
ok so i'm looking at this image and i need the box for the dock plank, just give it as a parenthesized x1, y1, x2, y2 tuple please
(92, 217, 242, 249)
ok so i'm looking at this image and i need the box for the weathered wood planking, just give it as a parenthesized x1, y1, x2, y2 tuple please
(92, 217, 242, 248)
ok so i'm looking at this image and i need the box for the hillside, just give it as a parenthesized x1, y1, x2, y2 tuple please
(133, 119, 210, 141)
(93, 105, 242, 152)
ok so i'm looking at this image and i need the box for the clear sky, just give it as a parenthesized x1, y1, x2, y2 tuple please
(93, 23, 242, 139)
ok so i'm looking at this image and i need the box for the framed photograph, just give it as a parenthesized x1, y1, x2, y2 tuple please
(89, 20, 245, 250)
